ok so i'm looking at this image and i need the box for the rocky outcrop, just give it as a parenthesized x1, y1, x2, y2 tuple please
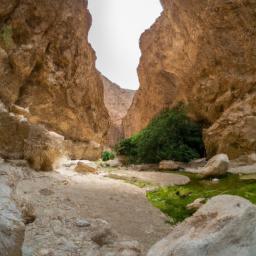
(102, 75, 135, 146)
(147, 195, 256, 256)
(0, 163, 25, 256)
(123, 0, 256, 159)
(0, 0, 110, 156)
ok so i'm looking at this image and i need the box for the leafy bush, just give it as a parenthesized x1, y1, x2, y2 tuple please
(116, 107, 205, 163)
(102, 151, 115, 162)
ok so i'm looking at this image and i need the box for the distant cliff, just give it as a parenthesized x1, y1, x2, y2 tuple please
(102, 76, 135, 146)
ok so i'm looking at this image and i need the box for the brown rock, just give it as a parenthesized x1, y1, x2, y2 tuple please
(102, 75, 135, 146)
(0, 106, 30, 159)
(0, 0, 109, 147)
(24, 125, 65, 171)
(75, 161, 97, 174)
(123, 0, 256, 159)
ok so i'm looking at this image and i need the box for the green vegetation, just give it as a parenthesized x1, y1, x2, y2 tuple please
(147, 174, 256, 224)
(101, 151, 115, 162)
(0, 25, 14, 49)
(116, 106, 204, 164)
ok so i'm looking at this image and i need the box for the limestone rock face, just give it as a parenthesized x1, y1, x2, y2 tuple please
(147, 195, 256, 256)
(102, 76, 135, 146)
(123, 0, 256, 159)
(0, 0, 109, 145)
(0, 166, 25, 256)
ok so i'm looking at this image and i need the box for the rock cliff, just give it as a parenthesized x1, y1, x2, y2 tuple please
(123, 0, 256, 159)
(0, 0, 109, 154)
(102, 75, 135, 146)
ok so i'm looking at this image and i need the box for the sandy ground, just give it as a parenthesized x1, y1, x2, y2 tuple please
(14, 164, 172, 254)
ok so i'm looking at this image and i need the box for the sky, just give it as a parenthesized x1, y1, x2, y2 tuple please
(88, 0, 163, 90)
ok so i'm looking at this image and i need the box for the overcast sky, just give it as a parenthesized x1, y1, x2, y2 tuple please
(88, 0, 162, 90)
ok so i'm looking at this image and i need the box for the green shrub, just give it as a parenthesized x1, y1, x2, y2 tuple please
(0, 25, 14, 49)
(102, 151, 115, 162)
(116, 106, 205, 163)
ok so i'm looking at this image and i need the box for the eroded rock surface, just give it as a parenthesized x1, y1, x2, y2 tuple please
(0, 0, 109, 154)
(148, 195, 256, 256)
(102, 75, 135, 146)
(0, 162, 25, 256)
(123, 0, 256, 159)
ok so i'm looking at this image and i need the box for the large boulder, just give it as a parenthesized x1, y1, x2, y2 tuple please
(0, 172, 25, 256)
(0, 103, 30, 159)
(75, 161, 97, 174)
(147, 195, 256, 256)
(200, 154, 229, 178)
(24, 126, 66, 171)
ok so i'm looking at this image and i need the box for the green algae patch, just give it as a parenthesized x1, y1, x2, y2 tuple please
(147, 174, 256, 224)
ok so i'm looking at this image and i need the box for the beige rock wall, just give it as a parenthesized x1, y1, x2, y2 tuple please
(124, 0, 256, 159)
(0, 0, 109, 145)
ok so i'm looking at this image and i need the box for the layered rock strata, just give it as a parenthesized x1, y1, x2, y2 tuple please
(124, 0, 256, 159)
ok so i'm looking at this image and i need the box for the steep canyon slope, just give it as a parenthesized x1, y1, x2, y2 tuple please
(0, 0, 109, 160)
(123, 0, 256, 159)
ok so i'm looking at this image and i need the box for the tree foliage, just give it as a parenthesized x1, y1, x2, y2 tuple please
(116, 107, 205, 163)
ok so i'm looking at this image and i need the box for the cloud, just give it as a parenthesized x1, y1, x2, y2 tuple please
(88, 0, 162, 90)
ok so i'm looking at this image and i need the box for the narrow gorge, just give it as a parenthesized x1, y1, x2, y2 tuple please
(0, 0, 256, 256)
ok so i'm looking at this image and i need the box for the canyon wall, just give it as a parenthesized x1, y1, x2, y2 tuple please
(0, 0, 110, 160)
(124, 0, 256, 159)
(102, 75, 135, 146)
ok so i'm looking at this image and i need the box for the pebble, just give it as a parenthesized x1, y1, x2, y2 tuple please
(212, 178, 220, 184)
(75, 219, 91, 228)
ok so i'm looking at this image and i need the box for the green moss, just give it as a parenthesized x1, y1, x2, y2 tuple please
(116, 106, 205, 164)
(147, 174, 256, 224)
(0, 25, 15, 49)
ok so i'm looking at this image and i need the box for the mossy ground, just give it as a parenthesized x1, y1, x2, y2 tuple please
(147, 173, 256, 224)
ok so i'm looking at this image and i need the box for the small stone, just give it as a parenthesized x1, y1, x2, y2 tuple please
(186, 198, 206, 211)
(75, 219, 91, 228)
(212, 178, 220, 184)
